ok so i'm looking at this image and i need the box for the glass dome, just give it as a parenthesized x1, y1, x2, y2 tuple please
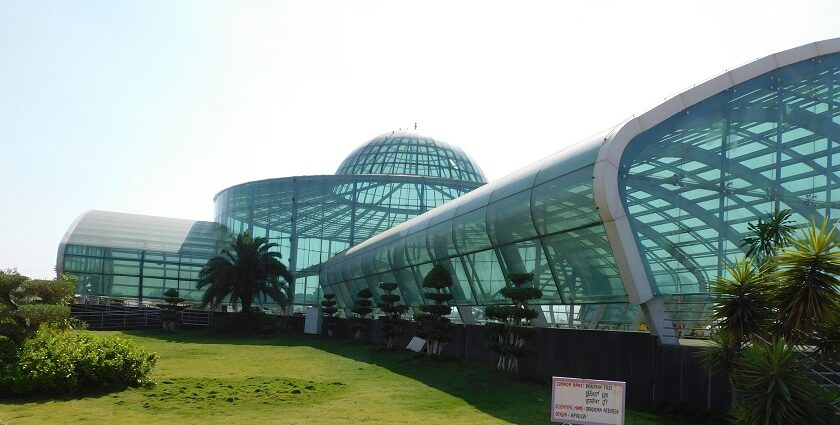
(336, 131, 487, 183)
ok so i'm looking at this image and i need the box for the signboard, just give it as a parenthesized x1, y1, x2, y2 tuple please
(303, 307, 322, 335)
(406, 336, 427, 352)
(551, 377, 626, 425)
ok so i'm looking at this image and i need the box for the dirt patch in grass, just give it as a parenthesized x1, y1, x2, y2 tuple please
(136, 377, 338, 411)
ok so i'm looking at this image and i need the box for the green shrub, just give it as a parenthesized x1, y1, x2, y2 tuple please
(18, 278, 76, 305)
(17, 304, 70, 329)
(734, 339, 840, 425)
(1, 328, 157, 396)
(0, 306, 26, 344)
(210, 312, 284, 336)
(0, 336, 18, 365)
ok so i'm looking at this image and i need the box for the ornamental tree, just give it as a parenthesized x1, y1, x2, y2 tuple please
(485, 272, 543, 372)
(157, 288, 186, 332)
(320, 293, 339, 337)
(415, 265, 454, 357)
(0, 271, 76, 343)
(350, 288, 373, 342)
(378, 282, 408, 350)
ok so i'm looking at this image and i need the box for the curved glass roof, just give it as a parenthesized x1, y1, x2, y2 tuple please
(336, 131, 487, 183)
(319, 38, 840, 340)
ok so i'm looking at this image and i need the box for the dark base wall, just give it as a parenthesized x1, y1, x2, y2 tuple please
(282, 316, 730, 412)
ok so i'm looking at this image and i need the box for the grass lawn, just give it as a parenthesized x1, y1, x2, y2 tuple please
(0, 330, 717, 424)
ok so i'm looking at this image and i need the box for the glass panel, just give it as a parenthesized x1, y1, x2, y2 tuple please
(620, 52, 840, 296)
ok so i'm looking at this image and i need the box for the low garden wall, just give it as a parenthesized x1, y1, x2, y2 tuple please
(279, 315, 730, 412)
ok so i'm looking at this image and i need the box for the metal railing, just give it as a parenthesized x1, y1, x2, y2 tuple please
(71, 294, 212, 329)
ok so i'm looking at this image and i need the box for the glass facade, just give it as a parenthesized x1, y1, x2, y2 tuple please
(214, 174, 483, 306)
(620, 52, 840, 297)
(337, 131, 486, 183)
(321, 135, 629, 311)
(58, 211, 225, 303)
(320, 41, 840, 335)
(58, 40, 840, 338)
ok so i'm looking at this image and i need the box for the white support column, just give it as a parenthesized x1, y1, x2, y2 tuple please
(530, 306, 549, 328)
(586, 305, 607, 330)
(631, 309, 645, 331)
(640, 298, 678, 344)
(456, 306, 476, 325)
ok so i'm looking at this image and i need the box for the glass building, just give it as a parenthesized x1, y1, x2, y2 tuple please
(319, 39, 840, 343)
(58, 131, 486, 307)
(213, 131, 486, 306)
(57, 211, 225, 303)
(58, 38, 840, 343)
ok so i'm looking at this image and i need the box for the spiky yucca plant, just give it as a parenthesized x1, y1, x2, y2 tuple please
(734, 339, 840, 425)
(709, 258, 773, 347)
(772, 220, 840, 344)
(740, 209, 795, 263)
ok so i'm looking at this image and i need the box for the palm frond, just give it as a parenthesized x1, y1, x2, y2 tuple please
(772, 219, 840, 343)
(710, 257, 773, 344)
(196, 232, 295, 312)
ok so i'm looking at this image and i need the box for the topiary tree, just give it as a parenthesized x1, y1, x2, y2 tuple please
(415, 265, 454, 357)
(350, 288, 373, 342)
(157, 288, 186, 332)
(378, 282, 408, 350)
(0, 272, 77, 343)
(320, 293, 338, 337)
(485, 272, 542, 372)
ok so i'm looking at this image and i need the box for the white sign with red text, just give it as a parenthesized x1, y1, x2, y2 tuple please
(551, 377, 626, 425)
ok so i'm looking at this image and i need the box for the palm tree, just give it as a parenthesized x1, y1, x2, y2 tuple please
(740, 209, 795, 263)
(709, 258, 773, 346)
(197, 233, 294, 313)
(734, 338, 840, 425)
(772, 219, 840, 344)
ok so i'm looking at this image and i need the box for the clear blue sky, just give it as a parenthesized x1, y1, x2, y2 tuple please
(2, 0, 840, 278)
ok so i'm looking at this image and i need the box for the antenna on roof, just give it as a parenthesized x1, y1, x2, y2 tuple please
(414, 122, 418, 130)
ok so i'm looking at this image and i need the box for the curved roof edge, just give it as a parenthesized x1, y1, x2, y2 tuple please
(323, 130, 609, 267)
(56, 209, 93, 277)
(212, 173, 486, 202)
(591, 37, 840, 326)
(335, 130, 488, 183)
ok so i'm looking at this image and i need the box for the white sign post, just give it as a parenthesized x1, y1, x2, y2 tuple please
(551, 377, 626, 425)
(303, 307, 322, 335)
(406, 336, 427, 352)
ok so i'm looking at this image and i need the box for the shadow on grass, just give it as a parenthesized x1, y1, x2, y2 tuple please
(116, 329, 719, 425)
(0, 382, 147, 405)
(114, 329, 555, 423)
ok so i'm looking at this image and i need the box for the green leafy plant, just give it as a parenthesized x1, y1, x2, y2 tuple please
(415, 265, 454, 357)
(771, 219, 840, 344)
(485, 272, 542, 372)
(197, 233, 294, 313)
(17, 304, 71, 330)
(378, 282, 408, 350)
(705, 217, 840, 422)
(350, 288, 373, 343)
(157, 288, 186, 332)
(709, 258, 773, 348)
(321, 293, 339, 337)
(18, 277, 76, 305)
(740, 209, 794, 263)
(0, 272, 78, 341)
(733, 338, 839, 425)
(0, 327, 158, 396)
